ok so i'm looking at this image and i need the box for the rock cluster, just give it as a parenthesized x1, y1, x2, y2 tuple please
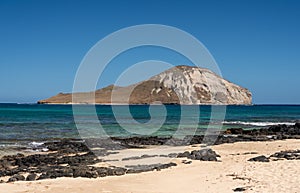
(224, 123, 300, 137)
(177, 148, 220, 161)
(0, 152, 177, 182)
(270, 150, 300, 160)
(248, 150, 300, 162)
(0, 139, 183, 183)
(107, 123, 300, 146)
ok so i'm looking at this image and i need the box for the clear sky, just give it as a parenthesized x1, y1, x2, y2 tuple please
(0, 0, 299, 104)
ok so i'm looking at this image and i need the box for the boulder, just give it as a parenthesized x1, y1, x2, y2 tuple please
(7, 177, 17, 182)
(26, 173, 37, 181)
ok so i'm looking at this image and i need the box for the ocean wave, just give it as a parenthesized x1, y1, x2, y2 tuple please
(222, 121, 295, 127)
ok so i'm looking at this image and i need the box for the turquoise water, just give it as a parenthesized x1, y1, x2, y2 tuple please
(0, 104, 299, 144)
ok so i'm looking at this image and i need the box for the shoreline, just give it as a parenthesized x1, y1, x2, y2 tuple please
(0, 123, 299, 192)
(1, 122, 299, 156)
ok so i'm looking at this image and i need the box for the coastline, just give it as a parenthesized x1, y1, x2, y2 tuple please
(0, 124, 300, 192)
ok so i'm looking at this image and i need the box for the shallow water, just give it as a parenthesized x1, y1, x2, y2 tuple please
(0, 103, 299, 149)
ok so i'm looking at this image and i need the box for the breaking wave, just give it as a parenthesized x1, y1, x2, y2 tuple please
(222, 121, 295, 127)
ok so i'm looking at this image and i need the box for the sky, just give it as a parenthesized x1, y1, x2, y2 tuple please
(0, 0, 299, 104)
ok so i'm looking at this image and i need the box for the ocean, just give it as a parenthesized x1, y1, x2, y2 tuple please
(0, 103, 299, 151)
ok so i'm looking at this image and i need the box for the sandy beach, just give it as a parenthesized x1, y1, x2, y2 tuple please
(1, 139, 300, 193)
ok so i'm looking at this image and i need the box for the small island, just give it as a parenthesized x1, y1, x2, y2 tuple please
(38, 65, 252, 105)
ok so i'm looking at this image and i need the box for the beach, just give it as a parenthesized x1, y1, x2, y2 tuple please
(1, 139, 300, 193)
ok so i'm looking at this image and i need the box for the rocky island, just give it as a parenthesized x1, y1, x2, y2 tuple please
(37, 65, 252, 105)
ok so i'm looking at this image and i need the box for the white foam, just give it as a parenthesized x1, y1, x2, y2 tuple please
(41, 148, 49, 152)
(29, 141, 44, 147)
(222, 121, 295, 127)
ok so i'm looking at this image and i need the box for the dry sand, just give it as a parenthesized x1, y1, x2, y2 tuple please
(1, 139, 300, 193)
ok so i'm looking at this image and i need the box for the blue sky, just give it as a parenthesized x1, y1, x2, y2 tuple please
(0, 0, 299, 104)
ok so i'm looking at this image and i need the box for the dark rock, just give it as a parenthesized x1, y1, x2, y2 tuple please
(26, 173, 37, 181)
(269, 125, 283, 133)
(6, 174, 25, 182)
(226, 128, 244, 135)
(177, 151, 190, 158)
(167, 153, 178, 158)
(159, 154, 168, 157)
(155, 162, 177, 170)
(96, 167, 109, 177)
(187, 154, 196, 160)
(106, 168, 115, 176)
(122, 156, 141, 161)
(126, 169, 143, 174)
(86, 170, 98, 178)
(73, 167, 89, 178)
(248, 155, 269, 162)
(126, 163, 176, 173)
(62, 168, 73, 177)
(7, 177, 17, 182)
(141, 154, 157, 158)
(242, 152, 258, 155)
(182, 160, 192, 164)
(270, 150, 300, 160)
(126, 165, 154, 173)
(45, 139, 90, 153)
(184, 149, 220, 161)
(233, 187, 247, 192)
(208, 156, 217, 161)
(12, 174, 25, 181)
(113, 167, 127, 176)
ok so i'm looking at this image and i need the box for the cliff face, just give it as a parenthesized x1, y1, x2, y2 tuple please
(38, 65, 252, 105)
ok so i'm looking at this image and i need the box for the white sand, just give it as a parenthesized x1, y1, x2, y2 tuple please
(1, 139, 300, 193)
